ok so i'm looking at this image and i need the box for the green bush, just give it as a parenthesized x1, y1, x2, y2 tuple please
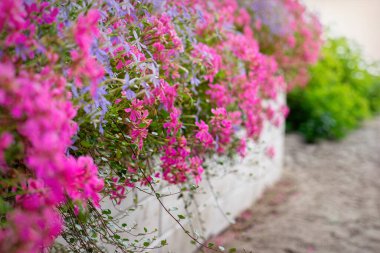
(287, 37, 380, 142)
(287, 85, 370, 142)
(368, 78, 380, 112)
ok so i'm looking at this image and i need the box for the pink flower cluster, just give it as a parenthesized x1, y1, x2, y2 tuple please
(144, 14, 184, 78)
(125, 99, 152, 150)
(70, 10, 105, 96)
(160, 136, 191, 184)
(0, 1, 104, 252)
(210, 108, 233, 153)
(195, 121, 214, 148)
(245, 0, 323, 89)
(0, 62, 103, 253)
(191, 43, 222, 82)
(192, 0, 287, 141)
(0, 132, 13, 169)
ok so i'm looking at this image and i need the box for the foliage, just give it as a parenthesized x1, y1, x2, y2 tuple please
(0, 0, 320, 252)
(287, 37, 380, 142)
(287, 84, 370, 141)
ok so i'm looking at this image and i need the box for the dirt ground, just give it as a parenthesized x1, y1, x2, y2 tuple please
(209, 117, 380, 253)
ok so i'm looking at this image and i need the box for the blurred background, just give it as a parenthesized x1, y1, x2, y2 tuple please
(303, 0, 380, 61)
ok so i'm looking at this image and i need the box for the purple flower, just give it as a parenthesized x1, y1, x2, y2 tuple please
(125, 89, 136, 100)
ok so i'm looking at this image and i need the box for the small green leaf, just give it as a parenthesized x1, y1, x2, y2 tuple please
(178, 214, 186, 220)
(78, 211, 87, 223)
(143, 241, 150, 247)
(80, 140, 91, 148)
(229, 248, 237, 253)
(0, 198, 11, 215)
(160, 240, 167, 246)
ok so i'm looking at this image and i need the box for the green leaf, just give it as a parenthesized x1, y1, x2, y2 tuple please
(160, 240, 167, 246)
(0, 197, 11, 215)
(143, 241, 150, 247)
(177, 214, 186, 220)
(78, 211, 87, 223)
(229, 248, 237, 253)
(190, 184, 198, 191)
(80, 140, 92, 148)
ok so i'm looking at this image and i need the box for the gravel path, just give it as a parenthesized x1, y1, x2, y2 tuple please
(210, 117, 380, 253)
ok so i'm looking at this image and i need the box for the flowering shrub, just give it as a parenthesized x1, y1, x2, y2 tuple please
(0, 0, 320, 252)
(241, 0, 323, 89)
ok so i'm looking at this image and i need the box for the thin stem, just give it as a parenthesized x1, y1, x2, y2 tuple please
(139, 161, 222, 252)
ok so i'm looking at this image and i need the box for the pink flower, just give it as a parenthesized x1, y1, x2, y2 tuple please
(153, 80, 178, 111)
(0, 132, 13, 171)
(207, 84, 232, 107)
(229, 111, 242, 126)
(210, 108, 233, 153)
(281, 104, 290, 118)
(125, 99, 152, 150)
(163, 107, 182, 135)
(266, 146, 276, 159)
(73, 9, 101, 55)
(189, 156, 204, 185)
(110, 177, 127, 204)
(0, 208, 63, 253)
(191, 43, 222, 82)
(130, 126, 149, 150)
(70, 9, 105, 96)
(125, 99, 146, 122)
(16, 179, 47, 211)
(71, 156, 104, 207)
(0, 0, 27, 32)
(237, 138, 247, 157)
(195, 120, 214, 148)
(160, 136, 190, 184)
